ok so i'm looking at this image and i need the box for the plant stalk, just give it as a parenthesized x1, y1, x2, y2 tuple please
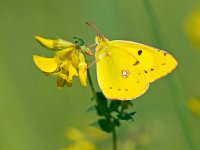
(87, 68, 118, 150)
(87, 69, 98, 101)
(112, 126, 117, 150)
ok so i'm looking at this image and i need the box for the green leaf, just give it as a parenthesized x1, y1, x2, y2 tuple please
(95, 105, 104, 116)
(89, 121, 100, 128)
(109, 101, 122, 112)
(98, 119, 113, 133)
(117, 112, 136, 121)
(86, 105, 96, 112)
(94, 92, 110, 116)
(113, 118, 120, 127)
(121, 101, 133, 111)
(96, 92, 108, 107)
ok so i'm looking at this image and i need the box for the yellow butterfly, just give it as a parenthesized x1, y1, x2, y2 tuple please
(87, 23, 178, 100)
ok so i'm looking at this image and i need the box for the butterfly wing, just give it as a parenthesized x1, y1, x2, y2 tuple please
(109, 40, 177, 83)
(96, 43, 149, 100)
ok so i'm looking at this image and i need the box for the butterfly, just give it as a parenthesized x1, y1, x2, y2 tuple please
(87, 23, 178, 100)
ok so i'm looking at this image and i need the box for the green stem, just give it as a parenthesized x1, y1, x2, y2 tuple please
(112, 126, 117, 150)
(87, 68, 118, 150)
(141, 0, 164, 48)
(87, 69, 98, 101)
(141, 0, 196, 150)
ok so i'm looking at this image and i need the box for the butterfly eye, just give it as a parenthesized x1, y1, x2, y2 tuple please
(95, 36, 103, 44)
(73, 37, 85, 46)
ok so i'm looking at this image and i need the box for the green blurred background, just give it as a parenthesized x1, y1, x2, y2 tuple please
(0, 0, 200, 150)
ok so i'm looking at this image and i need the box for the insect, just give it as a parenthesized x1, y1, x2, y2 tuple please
(86, 22, 178, 100)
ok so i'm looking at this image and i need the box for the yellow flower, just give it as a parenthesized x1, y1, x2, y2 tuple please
(62, 128, 96, 150)
(33, 36, 89, 88)
(185, 9, 200, 49)
(65, 128, 83, 142)
(187, 97, 200, 116)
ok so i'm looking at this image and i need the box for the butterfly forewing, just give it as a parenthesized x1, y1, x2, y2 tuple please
(110, 40, 177, 83)
(96, 43, 149, 100)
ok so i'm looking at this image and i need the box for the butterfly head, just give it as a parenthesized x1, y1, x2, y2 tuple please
(95, 35, 108, 45)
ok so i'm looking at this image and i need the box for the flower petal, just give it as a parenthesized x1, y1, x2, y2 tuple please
(35, 36, 55, 49)
(33, 55, 58, 72)
(54, 39, 75, 50)
(56, 47, 75, 60)
(35, 36, 75, 51)
(68, 62, 78, 81)
(78, 53, 87, 87)
(71, 49, 79, 68)
(54, 71, 72, 87)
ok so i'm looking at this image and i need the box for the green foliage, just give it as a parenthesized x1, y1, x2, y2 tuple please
(98, 119, 113, 133)
(89, 92, 136, 133)
(117, 112, 136, 121)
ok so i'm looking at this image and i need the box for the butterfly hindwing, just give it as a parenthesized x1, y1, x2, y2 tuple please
(96, 43, 149, 100)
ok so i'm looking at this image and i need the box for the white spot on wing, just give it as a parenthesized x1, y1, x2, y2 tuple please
(121, 70, 130, 78)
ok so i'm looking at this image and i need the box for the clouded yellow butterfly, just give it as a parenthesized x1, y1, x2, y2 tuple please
(87, 22, 177, 100)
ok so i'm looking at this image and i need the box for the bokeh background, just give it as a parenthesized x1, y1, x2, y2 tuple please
(0, 0, 200, 150)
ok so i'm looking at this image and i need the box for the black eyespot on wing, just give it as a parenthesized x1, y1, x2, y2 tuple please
(144, 70, 148, 73)
(151, 68, 154, 71)
(138, 50, 142, 56)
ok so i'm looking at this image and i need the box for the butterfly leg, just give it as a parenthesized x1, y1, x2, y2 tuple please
(86, 43, 97, 48)
(98, 52, 111, 59)
(87, 60, 98, 68)
(87, 52, 110, 68)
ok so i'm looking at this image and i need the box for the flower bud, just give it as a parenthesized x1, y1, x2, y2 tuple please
(35, 36, 75, 51)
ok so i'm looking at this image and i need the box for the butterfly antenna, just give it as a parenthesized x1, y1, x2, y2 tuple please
(86, 22, 105, 38)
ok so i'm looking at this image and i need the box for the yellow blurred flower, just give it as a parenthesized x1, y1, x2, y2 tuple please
(185, 9, 200, 49)
(65, 128, 83, 142)
(62, 140, 96, 150)
(187, 97, 200, 116)
(62, 128, 96, 150)
(33, 36, 89, 88)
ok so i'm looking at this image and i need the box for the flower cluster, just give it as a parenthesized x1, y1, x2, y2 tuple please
(33, 36, 91, 88)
